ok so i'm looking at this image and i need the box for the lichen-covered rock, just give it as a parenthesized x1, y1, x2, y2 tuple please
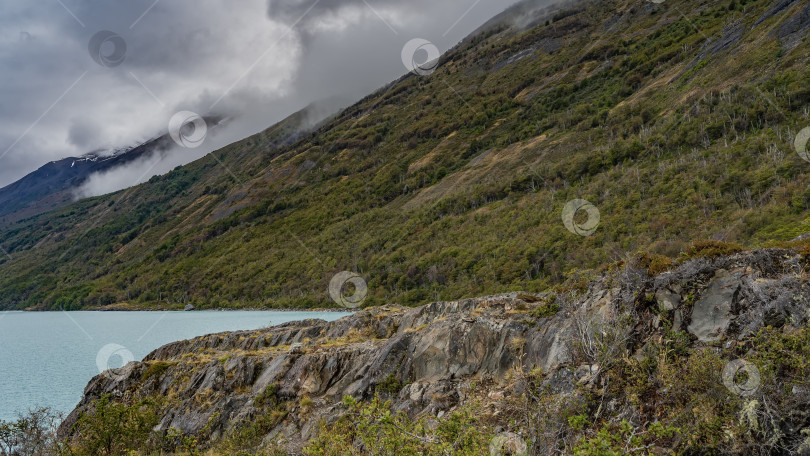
(655, 288, 680, 312)
(687, 269, 741, 342)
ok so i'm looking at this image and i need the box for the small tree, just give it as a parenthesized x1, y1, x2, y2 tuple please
(0, 408, 60, 456)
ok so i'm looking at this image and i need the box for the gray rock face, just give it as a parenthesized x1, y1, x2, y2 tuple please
(687, 269, 741, 342)
(59, 295, 538, 450)
(777, 3, 810, 50)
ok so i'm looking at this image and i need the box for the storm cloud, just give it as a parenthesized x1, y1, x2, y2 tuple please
(0, 0, 522, 193)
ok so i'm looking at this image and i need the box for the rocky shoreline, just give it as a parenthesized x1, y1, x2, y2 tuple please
(58, 248, 810, 454)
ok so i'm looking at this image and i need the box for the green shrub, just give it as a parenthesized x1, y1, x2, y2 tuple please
(65, 395, 162, 456)
(303, 396, 493, 456)
(376, 374, 405, 395)
(680, 240, 743, 261)
(141, 361, 174, 382)
(573, 421, 678, 456)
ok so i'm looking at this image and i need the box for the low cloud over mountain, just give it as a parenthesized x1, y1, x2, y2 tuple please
(0, 0, 520, 191)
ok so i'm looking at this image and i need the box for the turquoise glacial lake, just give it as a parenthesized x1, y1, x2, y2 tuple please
(0, 311, 350, 422)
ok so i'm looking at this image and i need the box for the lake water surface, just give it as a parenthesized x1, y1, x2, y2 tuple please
(0, 310, 350, 421)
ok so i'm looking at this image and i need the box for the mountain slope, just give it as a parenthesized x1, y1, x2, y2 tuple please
(2, 0, 810, 310)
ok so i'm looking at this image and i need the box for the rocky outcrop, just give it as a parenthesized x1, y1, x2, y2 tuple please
(777, 2, 810, 50)
(59, 249, 810, 454)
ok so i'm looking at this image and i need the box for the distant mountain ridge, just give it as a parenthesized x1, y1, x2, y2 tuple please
(0, 135, 175, 225)
(0, 99, 341, 227)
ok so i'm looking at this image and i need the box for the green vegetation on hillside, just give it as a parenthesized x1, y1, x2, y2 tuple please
(2, 0, 810, 310)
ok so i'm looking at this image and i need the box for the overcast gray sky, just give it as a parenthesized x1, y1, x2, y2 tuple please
(0, 0, 522, 192)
